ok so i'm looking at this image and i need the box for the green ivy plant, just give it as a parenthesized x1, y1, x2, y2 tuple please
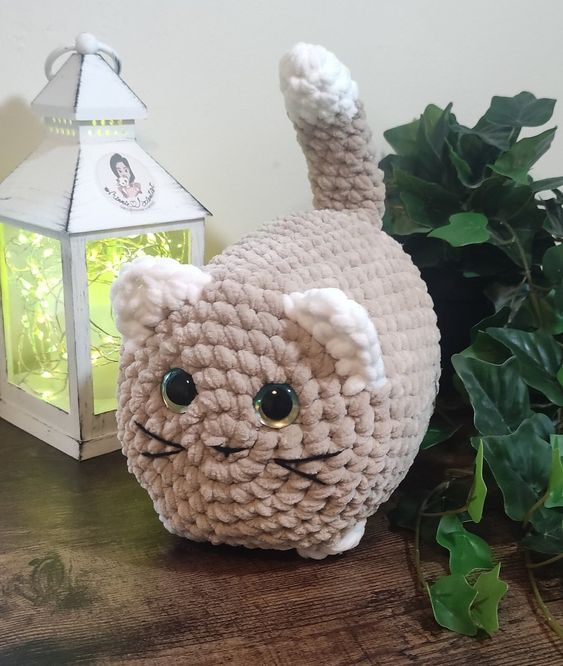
(382, 92, 563, 638)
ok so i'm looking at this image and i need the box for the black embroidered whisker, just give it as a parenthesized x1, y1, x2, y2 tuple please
(273, 459, 329, 485)
(213, 445, 247, 457)
(135, 421, 185, 453)
(142, 449, 184, 459)
(278, 450, 342, 465)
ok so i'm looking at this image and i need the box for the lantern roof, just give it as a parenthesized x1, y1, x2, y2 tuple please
(31, 33, 147, 121)
(0, 139, 208, 235)
(0, 33, 209, 236)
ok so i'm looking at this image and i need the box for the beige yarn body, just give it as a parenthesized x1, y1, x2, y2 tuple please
(113, 44, 440, 557)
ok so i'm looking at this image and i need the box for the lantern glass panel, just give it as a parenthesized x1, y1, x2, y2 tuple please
(0, 222, 69, 410)
(87, 229, 192, 415)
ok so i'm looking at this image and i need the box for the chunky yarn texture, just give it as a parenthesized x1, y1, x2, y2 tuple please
(112, 43, 440, 559)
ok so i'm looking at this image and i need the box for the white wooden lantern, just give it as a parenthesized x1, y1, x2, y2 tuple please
(0, 33, 208, 459)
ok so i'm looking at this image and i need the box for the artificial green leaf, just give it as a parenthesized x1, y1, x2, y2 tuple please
(436, 515, 494, 575)
(509, 287, 563, 333)
(400, 192, 437, 230)
(384, 118, 420, 156)
(487, 328, 563, 406)
(394, 170, 459, 231)
(543, 243, 563, 285)
(422, 103, 452, 158)
(470, 308, 511, 341)
(428, 575, 479, 636)
(541, 288, 563, 335)
(420, 421, 460, 450)
(545, 435, 563, 509)
(487, 222, 536, 268)
(452, 355, 531, 435)
(557, 365, 563, 386)
(429, 212, 490, 247)
(491, 128, 556, 185)
(480, 413, 553, 521)
(478, 91, 555, 129)
(536, 284, 563, 335)
(491, 286, 531, 323)
(378, 153, 408, 178)
(415, 104, 450, 177)
(470, 564, 508, 636)
(543, 197, 563, 238)
(495, 184, 535, 221)
(522, 508, 563, 554)
(467, 441, 487, 523)
(469, 122, 519, 152)
(454, 131, 500, 188)
(447, 142, 474, 188)
(383, 199, 431, 235)
(530, 176, 563, 193)
(468, 177, 507, 216)
(486, 194, 545, 268)
(395, 170, 459, 205)
(462, 331, 511, 364)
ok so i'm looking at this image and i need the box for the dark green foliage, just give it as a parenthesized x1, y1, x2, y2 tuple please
(383, 91, 563, 638)
(382, 92, 559, 291)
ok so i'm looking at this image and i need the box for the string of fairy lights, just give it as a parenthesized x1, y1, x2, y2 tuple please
(1, 227, 190, 411)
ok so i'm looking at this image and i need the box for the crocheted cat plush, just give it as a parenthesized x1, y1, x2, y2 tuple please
(111, 43, 440, 559)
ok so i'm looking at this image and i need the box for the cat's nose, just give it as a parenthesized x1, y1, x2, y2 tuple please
(201, 412, 258, 454)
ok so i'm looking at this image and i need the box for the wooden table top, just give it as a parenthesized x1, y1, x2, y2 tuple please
(0, 418, 561, 665)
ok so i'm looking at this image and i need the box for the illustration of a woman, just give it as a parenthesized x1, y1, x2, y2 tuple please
(110, 153, 142, 199)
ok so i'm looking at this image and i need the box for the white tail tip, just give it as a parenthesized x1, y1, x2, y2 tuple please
(279, 43, 359, 125)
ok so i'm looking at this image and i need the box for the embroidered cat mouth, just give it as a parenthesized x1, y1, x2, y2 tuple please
(273, 451, 342, 485)
(135, 421, 343, 483)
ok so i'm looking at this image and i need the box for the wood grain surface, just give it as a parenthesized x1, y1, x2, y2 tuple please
(0, 417, 561, 665)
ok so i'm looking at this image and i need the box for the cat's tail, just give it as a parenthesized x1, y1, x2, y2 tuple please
(279, 43, 385, 220)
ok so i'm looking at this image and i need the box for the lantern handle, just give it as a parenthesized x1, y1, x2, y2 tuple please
(44, 33, 122, 80)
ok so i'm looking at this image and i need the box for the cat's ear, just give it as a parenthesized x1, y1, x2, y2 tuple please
(283, 288, 386, 396)
(110, 256, 212, 349)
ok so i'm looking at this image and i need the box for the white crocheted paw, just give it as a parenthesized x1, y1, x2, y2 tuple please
(110, 256, 211, 348)
(283, 288, 386, 396)
(296, 520, 367, 559)
(279, 42, 358, 125)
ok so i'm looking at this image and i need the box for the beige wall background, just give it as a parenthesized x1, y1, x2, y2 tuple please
(1, 0, 562, 260)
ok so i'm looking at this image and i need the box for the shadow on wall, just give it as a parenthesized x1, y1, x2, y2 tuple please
(204, 224, 225, 264)
(0, 97, 44, 181)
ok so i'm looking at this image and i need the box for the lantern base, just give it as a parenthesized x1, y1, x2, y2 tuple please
(0, 399, 120, 460)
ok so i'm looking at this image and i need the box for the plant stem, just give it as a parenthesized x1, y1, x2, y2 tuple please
(500, 219, 543, 326)
(413, 480, 453, 593)
(420, 505, 468, 518)
(526, 552, 563, 569)
(524, 550, 563, 640)
(556, 407, 563, 435)
(522, 490, 548, 529)
(413, 505, 427, 594)
(446, 468, 474, 479)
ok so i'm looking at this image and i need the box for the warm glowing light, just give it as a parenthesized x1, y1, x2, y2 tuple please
(87, 230, 192, 414)
(0, 224, 192, 414)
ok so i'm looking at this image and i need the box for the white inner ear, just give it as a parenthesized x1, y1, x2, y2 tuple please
(110, 256, 212, 348)
(283, 288, 386, 396)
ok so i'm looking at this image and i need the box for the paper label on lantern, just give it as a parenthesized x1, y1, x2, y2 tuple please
(97, 153, 155, 210)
